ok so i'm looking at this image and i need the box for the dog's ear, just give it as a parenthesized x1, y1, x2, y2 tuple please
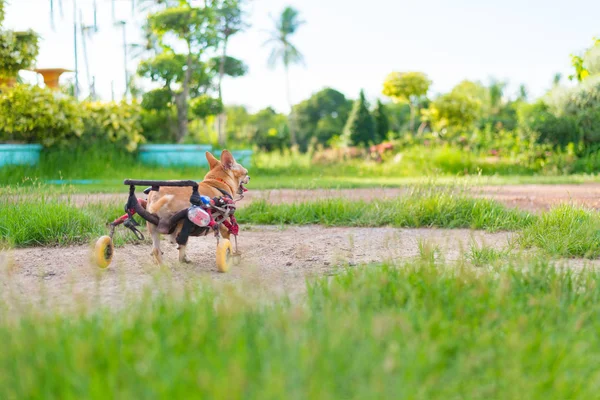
(206, 151, 220, 170)
(220, 149, 235, 170)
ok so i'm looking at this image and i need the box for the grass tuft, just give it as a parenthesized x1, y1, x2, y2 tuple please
(518, 204, 600, 258)
(238, 187, 534, 232)
(468, 244, 510, 266)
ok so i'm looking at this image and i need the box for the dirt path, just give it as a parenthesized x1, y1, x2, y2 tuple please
(2, 226, 515, 310)
(68, 184, 600, 213)
(4, 184, 600, 311)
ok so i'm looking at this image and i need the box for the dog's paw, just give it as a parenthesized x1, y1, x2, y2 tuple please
(179, 255, 192, 264)
(151, 249, 165, 265)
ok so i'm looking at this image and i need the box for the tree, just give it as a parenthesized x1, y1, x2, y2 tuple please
(264, 6, 305, 146)
(343, 90, 376, 147)
(583, 38, 600, 76)
(139, 2, 220, 142)
(248, 107, 290, 151)
(423, 81, 483, 135)
(213, 0, 248, 147)
(372, 100, 389, 142)
(569, 38, 600, 82)
(382, 71, 431, 132)
(0, 0, 39, 82)
(292, 88, 352, 150)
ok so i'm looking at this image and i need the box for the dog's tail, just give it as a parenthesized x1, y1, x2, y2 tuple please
(148, 195, 174, 214)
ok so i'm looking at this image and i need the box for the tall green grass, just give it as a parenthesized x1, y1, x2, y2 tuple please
(3, 259, 600, 399)
(0, 186, 136, 247)
(3, 146, 597, 193)
(519, 205, 600, 258)
(238, 188, 534, 231)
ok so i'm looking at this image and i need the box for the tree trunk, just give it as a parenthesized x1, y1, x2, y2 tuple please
(216, 38, 228, 147)
(176, 52, 193, 143)
(285, 64, 297, 147)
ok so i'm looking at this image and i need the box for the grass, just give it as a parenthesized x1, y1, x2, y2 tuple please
(0, 185, 138, 247)
(4, 185, 600, 261)
(238, 188, 534, 232)
(2, 185, 532, 247)
(468, 244, 511, 266)
(3, 258, 600, 398)
(2, 146, 600, 193)
(518, 205, 600, 258)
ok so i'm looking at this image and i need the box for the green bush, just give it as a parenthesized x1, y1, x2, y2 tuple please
(141, 107, 177, 143)
(0, 85, 145, 150)
(82, 101, 145, 151)
(518, 100, 580, 147)
(0, 84, 84, 146)
(0, 30, 39, 78)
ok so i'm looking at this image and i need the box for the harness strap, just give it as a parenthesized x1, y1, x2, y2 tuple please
(203, 178, 234, 199)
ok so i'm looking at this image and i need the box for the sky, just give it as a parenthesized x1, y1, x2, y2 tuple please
(5, 0, 600, 112)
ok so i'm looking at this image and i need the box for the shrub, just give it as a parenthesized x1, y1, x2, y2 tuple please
(518, 100, 580, 147)
(0, 30, 39, 78)
(81, 101, 145, 151)
(0, 84, 84, 146)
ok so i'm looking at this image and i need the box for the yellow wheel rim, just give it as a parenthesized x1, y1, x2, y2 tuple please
(216, 239, 233, 273)
(94, 236, 114, 268)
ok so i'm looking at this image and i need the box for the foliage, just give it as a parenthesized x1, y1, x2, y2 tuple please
(208, 55, 247, 78)
(0, 84, 83, 146)
(0, 30, 39, 78)
(139, 2, 220, 142)
(247, 107, 290, 151)
(264, 6, 305, 146)
(382, 71, 431, 103)
(140, 107, 177, 143)
(214, 0, 247, 47)
(382, 71, 431, 131)
(293, 88, 352, 150)
(264, 6, 305, 69)
(563, 77, 600, 145)
(141, 87, 173, 111)
(385, 101, 411, 135)
(190, 94, 223, 119)
(372, 100, 390, 141)
(569, 38, 600, 82)
(584, 41, 600, 76)
(82, 101, 145, 152)
(424, 86, 482, 135)
(149, 6, 217, 49)
(518, 100, 580, 147)
(342, 90, 376, 147)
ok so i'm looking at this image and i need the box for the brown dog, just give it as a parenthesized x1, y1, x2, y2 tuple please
(146, 150, 250, 264)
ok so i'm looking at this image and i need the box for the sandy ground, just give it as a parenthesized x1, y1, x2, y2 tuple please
(2, 226, 516, 310)
(67, 184, 600, 213)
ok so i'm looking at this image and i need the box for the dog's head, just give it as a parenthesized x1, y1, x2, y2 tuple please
(204, 150, 250, 196)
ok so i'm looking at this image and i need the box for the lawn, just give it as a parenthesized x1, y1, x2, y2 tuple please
(2, 257, 600, 399)
(2, 147, 600, 193)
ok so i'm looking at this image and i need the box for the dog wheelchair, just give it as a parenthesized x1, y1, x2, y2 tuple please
(94, 179, 242, 272)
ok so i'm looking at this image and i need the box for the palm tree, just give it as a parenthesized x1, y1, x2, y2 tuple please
(264, 6, 305, 146)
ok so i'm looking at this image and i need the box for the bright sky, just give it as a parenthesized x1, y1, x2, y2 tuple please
(5, 0, 600, 112)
